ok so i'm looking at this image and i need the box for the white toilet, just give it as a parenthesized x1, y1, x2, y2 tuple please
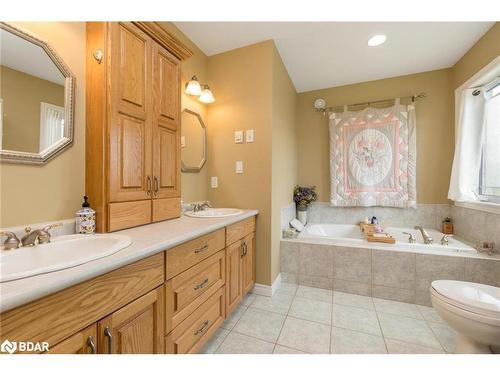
(431, 280, 500, 353)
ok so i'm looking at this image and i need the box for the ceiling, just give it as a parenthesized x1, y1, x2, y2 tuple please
(175, 22, 494, 92)
(0, 28, 65, 85)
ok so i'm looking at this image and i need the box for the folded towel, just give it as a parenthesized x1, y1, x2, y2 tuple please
(290, 218, 305, 232)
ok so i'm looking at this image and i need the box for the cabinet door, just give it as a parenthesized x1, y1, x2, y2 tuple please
(241, 232, 255, 296)
(152, 43, 181, 212)
(225, 240, 243, 316)
(46, 325, 97, 354)
(98, 286, 164, 354)
(109, 22, 153, 204)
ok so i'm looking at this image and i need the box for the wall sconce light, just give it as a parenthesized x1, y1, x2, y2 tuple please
(185, 75, 215, 103)
(185, 75, 202, 96)
(198, 84, 215, 104)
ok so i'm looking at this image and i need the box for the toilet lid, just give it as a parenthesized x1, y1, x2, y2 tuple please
(431, 280, 500, 317)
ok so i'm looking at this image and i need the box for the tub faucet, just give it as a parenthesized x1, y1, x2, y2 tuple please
(414, 226, 433, 245)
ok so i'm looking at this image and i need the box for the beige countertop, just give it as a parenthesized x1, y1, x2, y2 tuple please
(0, 210, 258, 313)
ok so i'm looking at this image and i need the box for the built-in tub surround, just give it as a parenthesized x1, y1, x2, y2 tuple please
(0, 210, 258, 313)
(282, 202, 500, 247)
(280, 228, 500, 306)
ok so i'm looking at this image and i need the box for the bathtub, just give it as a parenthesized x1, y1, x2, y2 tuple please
(298, 223, 477, 255)
(281, 223, 499, 306)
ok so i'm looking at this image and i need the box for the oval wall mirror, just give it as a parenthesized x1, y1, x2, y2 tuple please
(0, 22, 75, 165)
(181, 108, 207, 173)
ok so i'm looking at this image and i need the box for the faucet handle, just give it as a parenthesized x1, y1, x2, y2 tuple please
(440, 234, 451, 246)
(0, 231, 20, 250)
(402, 232, 416, 243)
(42, 222, 63, 232)
(39, 222, 63, 244)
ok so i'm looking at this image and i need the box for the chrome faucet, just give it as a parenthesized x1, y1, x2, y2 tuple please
(414, 226, 433, 245)
(192, 201, 211, 213)
(21, 223, 62, 247)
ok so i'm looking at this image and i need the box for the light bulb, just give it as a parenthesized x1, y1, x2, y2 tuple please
(185, 75, 202, 96)
(199, 85, 215, 104)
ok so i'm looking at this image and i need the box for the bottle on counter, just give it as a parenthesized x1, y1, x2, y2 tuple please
(75, 196, 96, 234)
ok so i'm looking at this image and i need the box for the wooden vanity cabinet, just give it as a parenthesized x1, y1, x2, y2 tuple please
(0, 216, 257, 355)
(86, 22, 191, 232)
(225, 217, 256, 316)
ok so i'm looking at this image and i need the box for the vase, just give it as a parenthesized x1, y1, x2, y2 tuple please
(296, 205, 308, 225)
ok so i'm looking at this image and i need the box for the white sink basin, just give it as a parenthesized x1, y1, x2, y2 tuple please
(184, 208, 243, 218)
(0, 234, 131, 282)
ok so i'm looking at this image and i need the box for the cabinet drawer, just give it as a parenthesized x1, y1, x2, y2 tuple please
(108, 200, 152, 231)
(166, 229, 225, 279)
(165, 287, 225, 354)
(165, 250, 225, 333)
(226, 216, 255, 246)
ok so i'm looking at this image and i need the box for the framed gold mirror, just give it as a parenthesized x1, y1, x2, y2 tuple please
(181, 108, 207, 173)
(0, 22, 75, 165)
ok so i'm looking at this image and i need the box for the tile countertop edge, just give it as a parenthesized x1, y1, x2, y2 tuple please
(0, 210, 259, 313)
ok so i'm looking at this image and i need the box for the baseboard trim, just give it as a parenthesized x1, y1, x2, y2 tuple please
(252, 273, 282, 297)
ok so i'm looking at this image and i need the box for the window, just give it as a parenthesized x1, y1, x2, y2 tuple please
(479, 80, 500, 203)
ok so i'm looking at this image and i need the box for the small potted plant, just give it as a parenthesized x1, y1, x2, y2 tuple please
(293, 185, 317, 225)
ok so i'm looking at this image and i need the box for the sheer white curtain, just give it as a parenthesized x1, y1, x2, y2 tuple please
(448, 89, 486, 202)
(39, 102, 65, 152)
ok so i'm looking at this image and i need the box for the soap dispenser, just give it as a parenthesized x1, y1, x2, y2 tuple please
(75, 196, 96, 234)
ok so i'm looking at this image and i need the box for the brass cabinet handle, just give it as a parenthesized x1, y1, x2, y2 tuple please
(194, 278, 209, 291)
(194, 320, 210, 336)
(153, 176, 159, 196)
(194, 244, 209, 254)
(147, 176, 152, 196)
(104, 327, 113, 354)
(241, 242, 247, 257)
(86, 336, 97, 354)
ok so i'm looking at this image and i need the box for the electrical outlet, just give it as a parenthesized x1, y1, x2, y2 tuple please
(234, 130, 244, 144)
(246, 129, 254, 143)
(235, 161, 243, 174)
(181, 136, 186, 148)
(211, 176, 218, 188)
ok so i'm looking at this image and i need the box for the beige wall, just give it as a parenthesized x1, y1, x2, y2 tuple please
(0, 22, 85, 227)
(1, 65, 64, 153)
(296, 69, 454, 204)
(207, 41, 275, 285)
(271, 45, 297, 283)
(452, 23, 500, 89)
(159, 22, 210, 203)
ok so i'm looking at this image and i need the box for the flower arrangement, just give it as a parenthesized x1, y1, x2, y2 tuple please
(293, 185, 317, 210)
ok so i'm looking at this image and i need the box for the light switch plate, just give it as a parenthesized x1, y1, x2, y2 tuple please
(234, 130, 244, 144)
(235, 161, 243, 174)
(181, 136, 186, 148)
(211, 176, 218, 188)
(246, 129, 254, 143)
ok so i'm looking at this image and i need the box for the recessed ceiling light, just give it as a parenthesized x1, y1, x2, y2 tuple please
(368, 34, 387, 47)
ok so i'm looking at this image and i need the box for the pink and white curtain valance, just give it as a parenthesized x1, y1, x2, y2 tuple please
(329, 99, 417, 208)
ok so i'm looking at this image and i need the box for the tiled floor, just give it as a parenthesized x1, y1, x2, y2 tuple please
(200, 283, 458, 354)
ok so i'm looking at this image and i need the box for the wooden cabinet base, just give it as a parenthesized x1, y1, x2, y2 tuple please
(0, 253, 164, 353)
(98, 286, 165, 354)
(165, 287, 225, 354)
